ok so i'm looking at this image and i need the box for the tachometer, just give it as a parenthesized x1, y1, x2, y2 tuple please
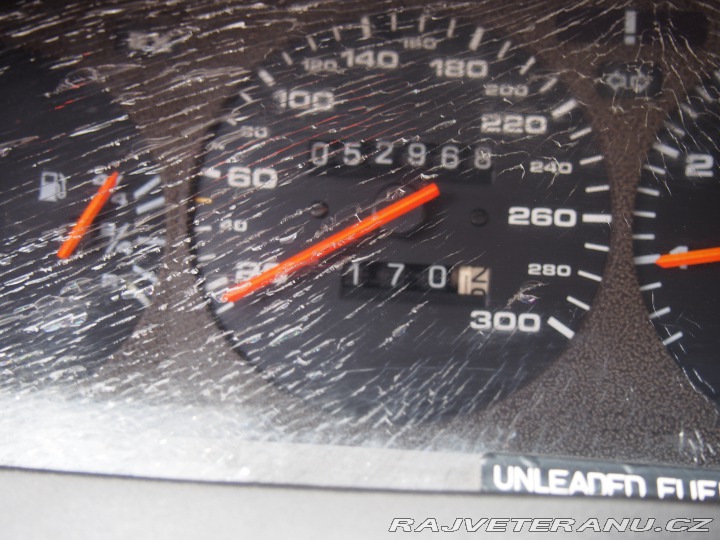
(0, 50, 166, 383)
(192, 10, 611, 417)
(634, 70, 720, 403)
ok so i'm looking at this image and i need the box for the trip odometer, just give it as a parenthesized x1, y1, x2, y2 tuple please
(193, 11, 611, 416)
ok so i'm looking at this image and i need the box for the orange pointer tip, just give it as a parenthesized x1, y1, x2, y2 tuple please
(655, 246, 720, 269)
(221, 183, 441, 303)
(57, 171, 120, 260)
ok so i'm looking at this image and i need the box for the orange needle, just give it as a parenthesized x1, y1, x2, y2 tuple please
(655, 247, 720, 269)
(57, 171, 119, 259)
(222, 183, 441, 303)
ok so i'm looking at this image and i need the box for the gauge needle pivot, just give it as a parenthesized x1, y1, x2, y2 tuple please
(57, 171, 119, 259)
(655, 246, 720, 269)
(222, 183, 441, 303)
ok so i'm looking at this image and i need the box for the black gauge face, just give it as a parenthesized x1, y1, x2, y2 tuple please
(0, 50, 166, 381)
(634, 71, 720, 403)
(193, 11, 611, 416)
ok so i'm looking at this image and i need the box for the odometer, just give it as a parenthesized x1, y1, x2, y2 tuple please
(192, 10, 611, 417)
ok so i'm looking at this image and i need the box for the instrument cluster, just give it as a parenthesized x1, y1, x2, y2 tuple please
(0, 0, 719, 491)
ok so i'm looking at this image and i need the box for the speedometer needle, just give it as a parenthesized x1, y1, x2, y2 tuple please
(221, 183, 441, 303)
(57, 171, 119, 259)
(655, 246, 720, 269)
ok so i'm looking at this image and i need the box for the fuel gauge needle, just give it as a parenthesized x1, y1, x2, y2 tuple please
(222, 183, 440, 303)
(57, 171, 119, 259)
(655, 246, 720, 269)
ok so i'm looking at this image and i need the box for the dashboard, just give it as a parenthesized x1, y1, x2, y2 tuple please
(1, 0, 720, 534)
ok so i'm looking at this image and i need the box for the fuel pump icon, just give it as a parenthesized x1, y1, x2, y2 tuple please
(38, 171, 68, 202)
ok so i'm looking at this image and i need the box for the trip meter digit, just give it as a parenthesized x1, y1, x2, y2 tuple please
(0, 50, 166, 381)
(193, 11, 611, 416)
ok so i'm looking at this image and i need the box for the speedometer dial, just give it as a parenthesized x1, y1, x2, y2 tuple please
(193, 10, 611, 416)
(634, 70, 720, 404)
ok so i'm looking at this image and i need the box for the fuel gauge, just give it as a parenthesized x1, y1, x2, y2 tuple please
(0, 49, 166, 382)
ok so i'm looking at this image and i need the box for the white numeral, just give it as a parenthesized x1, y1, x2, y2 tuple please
(427, 265, 447, 289)
(274, 89, 334, 112)
(235, 261, 278, 283)
(343, 142, 363, 165)
(387, 263, 405, 286)
(430, 58, 488, 79)
(227, 167, 278, 189)
(219, 219, 248, 233)
(481, 113, 547, 135)
(528, 263, 571, 277)
(310, 142, 330, 166)
(470, 310, 541, 332)
(341, 49, 399, 69)
(375, 141, 394, 165)
(485, 83, 529, 97)
(474, 145, 492, 170)
(685, 153, 714, 177)
(236, 125, 269, 138)
(406, 142, 427, 166)
(440, 145, 460, 169)
(508, 207, 577, 227)
(529, 160, 573, 175)
(302, 58, 339, 72)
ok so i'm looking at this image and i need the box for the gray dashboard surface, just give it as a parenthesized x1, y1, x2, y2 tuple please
(1, 468, 719, 539)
